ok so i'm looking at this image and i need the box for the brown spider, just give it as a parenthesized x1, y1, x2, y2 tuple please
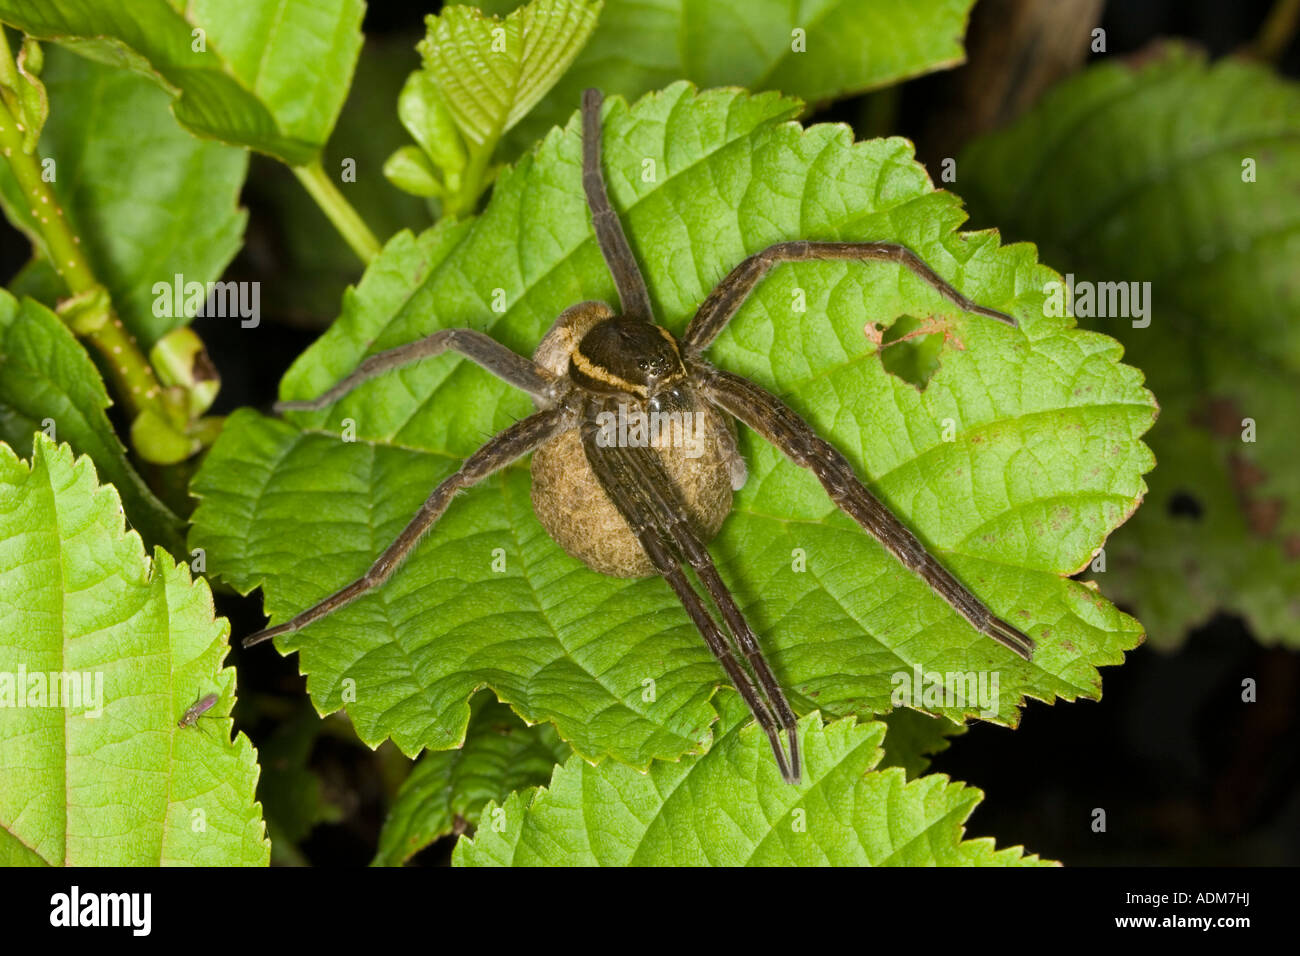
(244, 89, 1034, 784)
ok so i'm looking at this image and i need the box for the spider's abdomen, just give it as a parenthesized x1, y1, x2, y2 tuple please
(530, 401, 737, 577)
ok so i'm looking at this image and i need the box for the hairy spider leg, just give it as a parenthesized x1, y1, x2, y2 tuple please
(696, 362, 1033, 660)
(275, 328, 556, 413)
(580, 407, 801, 782)
(684, 239, 1017, 353)
(242, 404, 578, 648)
(582, 88, 654, 322)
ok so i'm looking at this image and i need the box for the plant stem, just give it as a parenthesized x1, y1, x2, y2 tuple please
(0, 71, 165, 421)
(292, 160, 382, 264)
(442, 140, 496, 218)
(1253, 0, 1300, 62)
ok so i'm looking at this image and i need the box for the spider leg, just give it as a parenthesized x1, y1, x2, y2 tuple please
(683, 239, 1017, 352)
(581, 89, 654, 322)
(275, 328, 557, 413)
(243, 403, 579, 648)
(694, 362, 1034, 660)
(626, 443, 800, 778)
(580, 410, 801, 783)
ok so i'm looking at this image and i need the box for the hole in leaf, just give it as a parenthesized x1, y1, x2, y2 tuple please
(878, 314, 944, 390)
(1167, 491, 1204, 520)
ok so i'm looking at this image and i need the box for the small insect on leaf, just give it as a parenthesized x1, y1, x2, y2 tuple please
(178, 693, 219, 728)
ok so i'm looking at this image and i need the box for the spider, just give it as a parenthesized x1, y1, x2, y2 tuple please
(244, 89, 1034, 784)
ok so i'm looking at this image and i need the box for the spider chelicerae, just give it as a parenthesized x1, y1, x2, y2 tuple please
(245, 89, 1035, 784)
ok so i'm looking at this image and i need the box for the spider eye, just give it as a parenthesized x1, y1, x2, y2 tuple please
(637, 359, 650, 371)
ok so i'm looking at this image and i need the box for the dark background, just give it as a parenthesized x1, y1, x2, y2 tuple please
(4, 0, 1294, 866)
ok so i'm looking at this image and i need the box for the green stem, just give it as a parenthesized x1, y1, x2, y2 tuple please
(1253, 0, 1300, 62)
(292, 160, 382, 264)
(0, 65, 165, 423)
(442, 137, 497, 219)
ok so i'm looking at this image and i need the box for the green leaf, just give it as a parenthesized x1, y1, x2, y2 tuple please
(0, 290, 183, 554)
(395, 67, 467, 187)
(374, 694, 570, 866)
(959, 44, 1300, 649)
(0, 45, 247, 347)
(383, 144, 445, 198)
(191, 84, 1154, 773)
(480, 0, 978, 153)
(0, 0, 364, 165)
(454, 692, 1054, 866)
(420, 0, 602, 149)
(0, 436, 268, 866)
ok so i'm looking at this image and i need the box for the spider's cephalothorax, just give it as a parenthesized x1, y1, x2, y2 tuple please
(570, 314, 685, 396)
(249, 89, 1035, 785)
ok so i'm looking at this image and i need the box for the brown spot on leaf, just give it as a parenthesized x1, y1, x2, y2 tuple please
(1049, 504, 1072, 531)
(1229, 454, 1266, 491)
(1229, 453, 1285, 537)
(1188, 401, 1292, 554)
(1244, 497, 1284, 537)
(1191, 396, 1244, 439)
(191, 348, 218, 384)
